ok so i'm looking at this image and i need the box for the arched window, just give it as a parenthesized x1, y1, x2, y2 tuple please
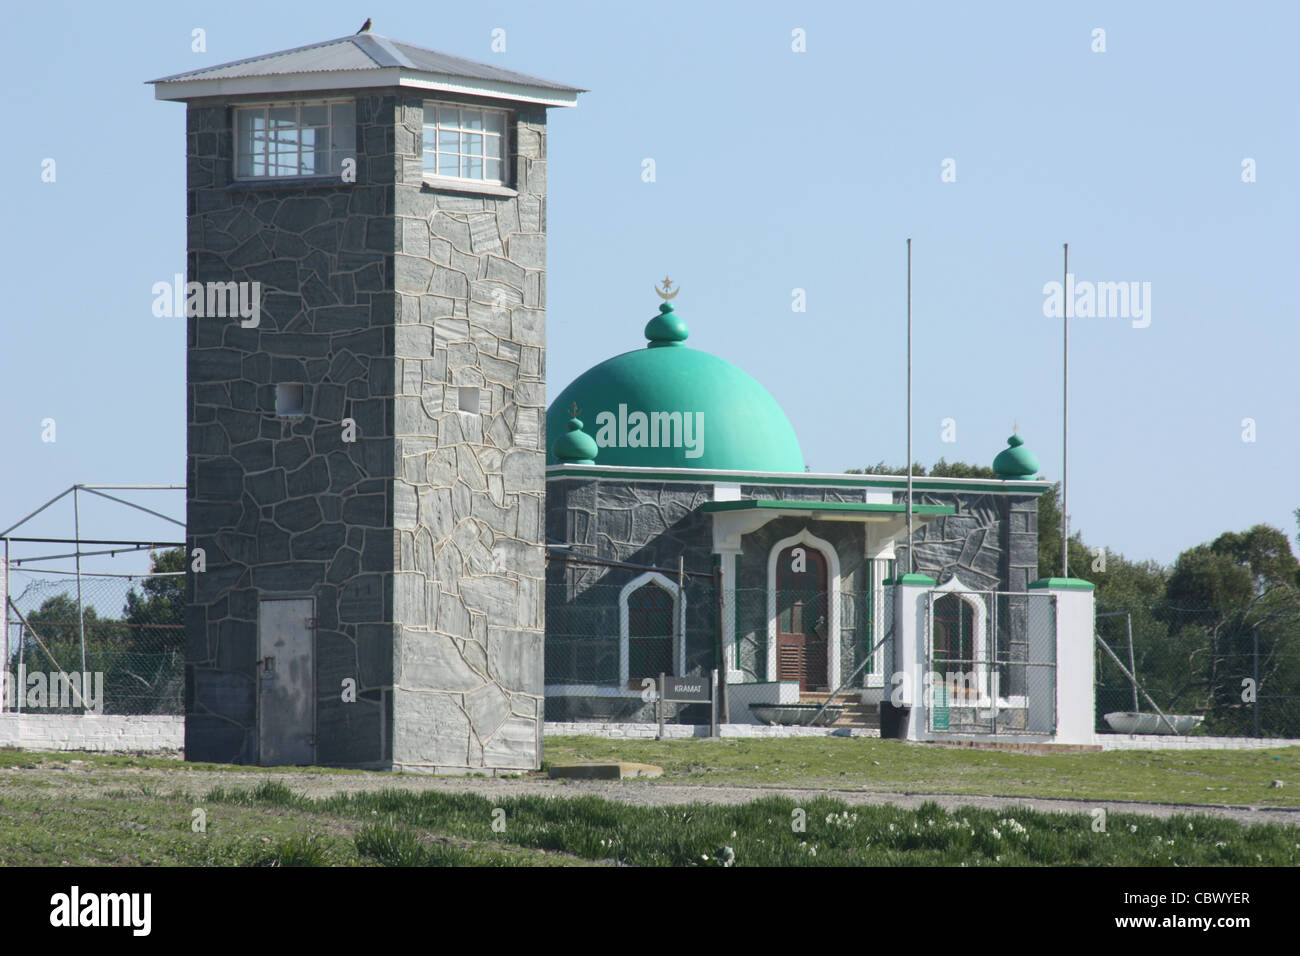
(619, 572, 683, 687)
(627, 582, 674, 681)
(933, 593, 975, 676)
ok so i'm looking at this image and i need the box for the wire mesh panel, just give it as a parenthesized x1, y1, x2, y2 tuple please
(4, 571, 184, 715)
(1094, 598, 1300, 739)
(731, 587, 879, 690)
(924, 589, 1056, 735)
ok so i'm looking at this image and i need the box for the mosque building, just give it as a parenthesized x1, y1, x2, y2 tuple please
(542, 288, 1090, 738)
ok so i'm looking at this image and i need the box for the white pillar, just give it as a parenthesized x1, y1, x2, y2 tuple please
(888, 573, 935, 740)
(719, 550, 742, 684)
(1029, 578, 1096, 746)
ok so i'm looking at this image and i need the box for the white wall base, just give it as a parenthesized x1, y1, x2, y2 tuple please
(0, 715, 184, 752)
(1097, 734, 1300, 751)
(544, 721, 879, 739)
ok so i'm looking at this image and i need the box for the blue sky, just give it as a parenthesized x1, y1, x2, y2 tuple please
(0, 0, 1295, 581)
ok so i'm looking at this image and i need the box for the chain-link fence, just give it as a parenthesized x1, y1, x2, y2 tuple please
(4, 570, 185, 715)
(545, 543, 895, 724)
(1095, 597, 1300, 738)
(730, 588, 885, 690)
(921, 590, 1058, 735)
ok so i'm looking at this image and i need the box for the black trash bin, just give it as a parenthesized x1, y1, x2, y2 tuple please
(879, 701, 909, 739)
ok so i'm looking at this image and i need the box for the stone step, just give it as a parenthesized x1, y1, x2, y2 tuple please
(797, 697, 880, 728)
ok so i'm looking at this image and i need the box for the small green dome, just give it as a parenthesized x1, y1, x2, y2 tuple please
(552, 415, 598, 464)
(644, 303, 690, 347)
(993, 431, 1039, 479)
(547, 298, 804, 472)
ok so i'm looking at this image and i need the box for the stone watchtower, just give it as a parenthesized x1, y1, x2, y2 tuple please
(150, 32, 581, 770)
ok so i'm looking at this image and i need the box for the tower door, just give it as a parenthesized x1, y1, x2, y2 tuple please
(776, 545, 829, 692)
(257, 597, 315, 766)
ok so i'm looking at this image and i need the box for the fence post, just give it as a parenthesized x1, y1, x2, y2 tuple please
(1253, 624, 1260, 739)
(710, 668, 719, 738)
(657, 672, 665, 740)
(1, 538, 7, 714)
(73, 486, 88, 695)
(713, 559, 728, 724)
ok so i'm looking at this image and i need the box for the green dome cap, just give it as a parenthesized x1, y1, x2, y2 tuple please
(552, 415, 599, 464)
(546, 296, 804, 472)
(644, 302, 689, 347)
(993, 431, 1039, 479)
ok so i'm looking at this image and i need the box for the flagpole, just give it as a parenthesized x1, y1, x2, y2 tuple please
(907, 238, 913, 575)
(1062, 242, 1069, 579)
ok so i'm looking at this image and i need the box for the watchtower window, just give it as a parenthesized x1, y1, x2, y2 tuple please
(235, 100, 355, 179)
(423, 103, 509, 184)
(275, 384, 305, 417)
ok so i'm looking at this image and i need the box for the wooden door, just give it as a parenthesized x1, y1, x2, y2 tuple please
(776, 545, 829, 692)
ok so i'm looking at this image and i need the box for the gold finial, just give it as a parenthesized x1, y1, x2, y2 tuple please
(654, 275, 679, 300)
(568, 402, 580, 418)
(1013, 419, 1019, 434)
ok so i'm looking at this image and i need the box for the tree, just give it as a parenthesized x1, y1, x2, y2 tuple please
(123, 548, 186, 626)
(1163, 525, 1300, 735)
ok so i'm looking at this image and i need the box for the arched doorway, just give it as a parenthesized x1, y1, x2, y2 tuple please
(775, 544, 829, 692)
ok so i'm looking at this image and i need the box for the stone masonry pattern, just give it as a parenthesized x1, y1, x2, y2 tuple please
(545, 477, 1040, 717)
(184, 89, 548, 770)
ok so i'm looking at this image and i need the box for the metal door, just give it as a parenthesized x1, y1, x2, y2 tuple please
(257, 597, 315, 765)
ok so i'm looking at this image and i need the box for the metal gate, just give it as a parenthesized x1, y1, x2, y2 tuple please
(924, 589, 1056, 735)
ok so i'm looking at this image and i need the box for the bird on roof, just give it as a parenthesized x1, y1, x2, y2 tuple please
(356, 18, 372, 34)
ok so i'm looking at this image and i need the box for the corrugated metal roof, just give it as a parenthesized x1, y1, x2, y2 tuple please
(148, 33, 583, 92)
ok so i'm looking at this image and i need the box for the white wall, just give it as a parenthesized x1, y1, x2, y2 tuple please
(0, 715, 184, 752)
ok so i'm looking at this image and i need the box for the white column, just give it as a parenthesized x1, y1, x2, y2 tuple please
(865, 525, 895, 689)
(890, 574, 936, 740)
(1029, 580, 1097, 745)
(720, 551, 742, 684)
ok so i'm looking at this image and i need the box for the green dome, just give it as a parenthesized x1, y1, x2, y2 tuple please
(993, 431, 1039, 479)
(546, 302, 804, 472)
(551, 416, 599, 464)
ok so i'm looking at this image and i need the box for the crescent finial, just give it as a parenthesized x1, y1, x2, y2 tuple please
(655, 275, 679, 300)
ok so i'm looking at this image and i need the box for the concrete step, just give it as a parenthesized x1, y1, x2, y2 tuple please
(798, 696, 880, 728)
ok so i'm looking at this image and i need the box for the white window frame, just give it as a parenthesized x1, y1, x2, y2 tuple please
(234, 99, 356, 180)
(618, 572, 685, 687)
(421, 101, 511, 186)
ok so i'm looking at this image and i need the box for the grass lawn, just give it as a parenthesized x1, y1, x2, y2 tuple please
(543, 736, 1300, 807)
(0, 739, 1297, 865)
(1, 778, 1296, 867)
